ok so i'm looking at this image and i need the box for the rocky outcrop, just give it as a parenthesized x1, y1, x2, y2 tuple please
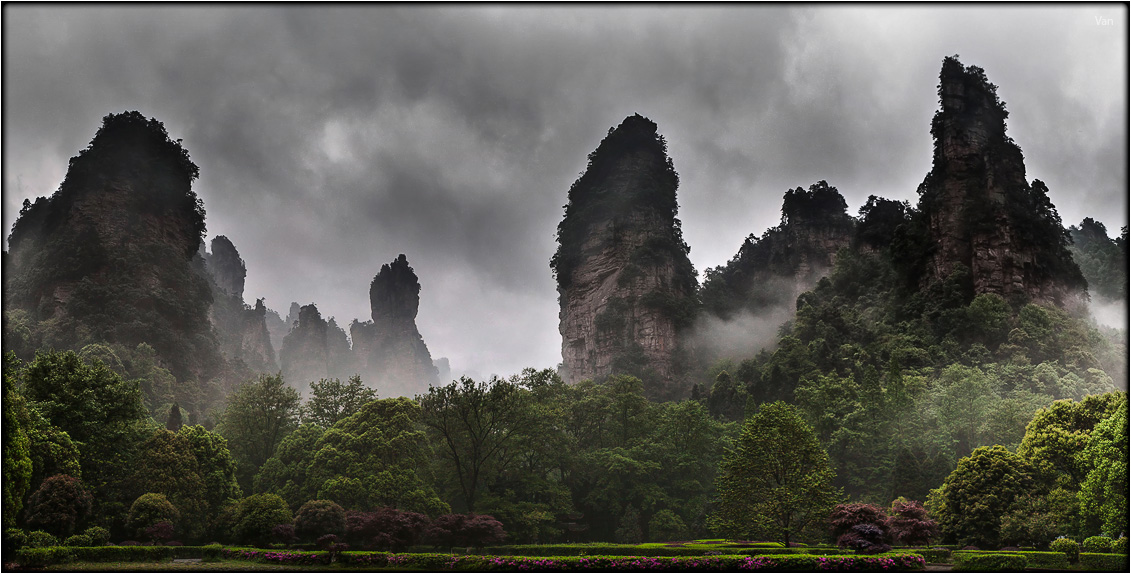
(4, 111, 221, 381)
(279, 303, 354, 396)
(917, 56, 1085, 305)
(200, 236, 277, 374)
(351, 254, 440, 398)
(700, 181, 855, 321)
(263, 306, 290, 356)
(204, 236, 245, 297)
(551, 114, 697, 400)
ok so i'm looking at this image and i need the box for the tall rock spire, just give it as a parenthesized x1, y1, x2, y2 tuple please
(351, 254, 439, 397)
(551, 114, 697, 400)
(917, 56, 1084, 305)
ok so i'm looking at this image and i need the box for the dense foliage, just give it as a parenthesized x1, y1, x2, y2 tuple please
(1069, 218, 1129, 301)
(711, 401, 840, 545)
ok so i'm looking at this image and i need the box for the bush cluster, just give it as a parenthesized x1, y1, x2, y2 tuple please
(1049, 537, 1079, 563)
(1082, 535, 1113, 553)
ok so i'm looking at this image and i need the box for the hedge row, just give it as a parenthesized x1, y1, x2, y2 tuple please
(334, 552, 926, 571)
(1079, 552, 1131, 571)
(18, 546, 928, 571)
(481, 544, 842, 557)
(219, 548, 332, 565)
(951, 550, 1068, 570)
(952, 553, 1027, 572)
(13, 545, 220, 567)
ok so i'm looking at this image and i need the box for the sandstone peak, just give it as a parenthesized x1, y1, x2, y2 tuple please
(371, 253, 421, 322)
(353, 254, 439, 398)
(918, 56, 1084, 304)
(552, 114, 697, 400)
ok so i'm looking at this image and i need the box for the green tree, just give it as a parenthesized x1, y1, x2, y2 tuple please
(24, 409, 82, 497)
(419, 376, 535, 512)
(307, 398, 446, 515)
(2, 353, 33, 527)
(1077, 398, 1128, 537)
(25, 475, 93, 538)
(165, 402, 183, 431)
(303, 375, 376, 428)
(233, 493, 293, 547)
(19, 350, 148, 530)
(707, 371, 745, 422)
(293, 499, 346, 541)
(127, 493, 179, 539)
(253, 423, 324, 509)
(215, 373, 301, 490)
(130, 428, 207, 539)
(931, 365, 996, 460)
(710, 401, 840, 546)
(1018, 393, 1124, 490)
(928, 445, 1037, 548)
(176, 425, 243, 521)
(20, 350, 146, 446)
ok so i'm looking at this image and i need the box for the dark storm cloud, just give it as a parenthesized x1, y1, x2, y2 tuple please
(4, 5, 1126, 377)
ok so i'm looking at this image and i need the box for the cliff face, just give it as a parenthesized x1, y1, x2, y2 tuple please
(551, 114, 697, 400)
(200, 236, 277, 374)
(351, 254, 439, 398)
(701, 181, 854, 321)
(917, 56, 1084, 305)
(4, 111, 220, 381)
(279, 303, 353, 396)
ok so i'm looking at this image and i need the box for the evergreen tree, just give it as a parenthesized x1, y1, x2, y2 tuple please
(166, 402, 183, 431)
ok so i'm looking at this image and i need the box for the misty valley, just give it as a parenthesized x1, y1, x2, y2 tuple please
(3, 56, 1128, 571)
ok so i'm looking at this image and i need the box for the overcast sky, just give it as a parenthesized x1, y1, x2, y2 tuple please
(3, 5, 1127, 380)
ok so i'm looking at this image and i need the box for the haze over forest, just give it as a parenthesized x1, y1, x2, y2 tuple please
(3, 4, 1128, 381)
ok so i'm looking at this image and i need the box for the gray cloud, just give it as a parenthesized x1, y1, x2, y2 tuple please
(3, 5, 1126, 378)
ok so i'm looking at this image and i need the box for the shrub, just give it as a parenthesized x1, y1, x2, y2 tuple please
(829, 503, 889, 541)
(838, 523, 890, 554)
(273, 523, 298, 546)
(1082, 535, 1114, 553)
(25, 529, 58, 548)
(424, 513, 506, 548)
(145, 521, 175, 544)
(317, 533, 340, 550)
(294, 499, 346, 541)
(1080, 552, 1131, 571)
(64, 533, 93, 546)
(1049, 538, 1079, 563)
(345, 507, 430, 551)
(952, 552, 1027, 572)
(233, 493, 293, 547)
(127, 493, 179, 538)
(4, 528, 27, 553)
(83, 526, 110, 546)
(24, 474, 93, 538)
(887, 498, 938, 546)
(1114, 537, 1128, 554)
